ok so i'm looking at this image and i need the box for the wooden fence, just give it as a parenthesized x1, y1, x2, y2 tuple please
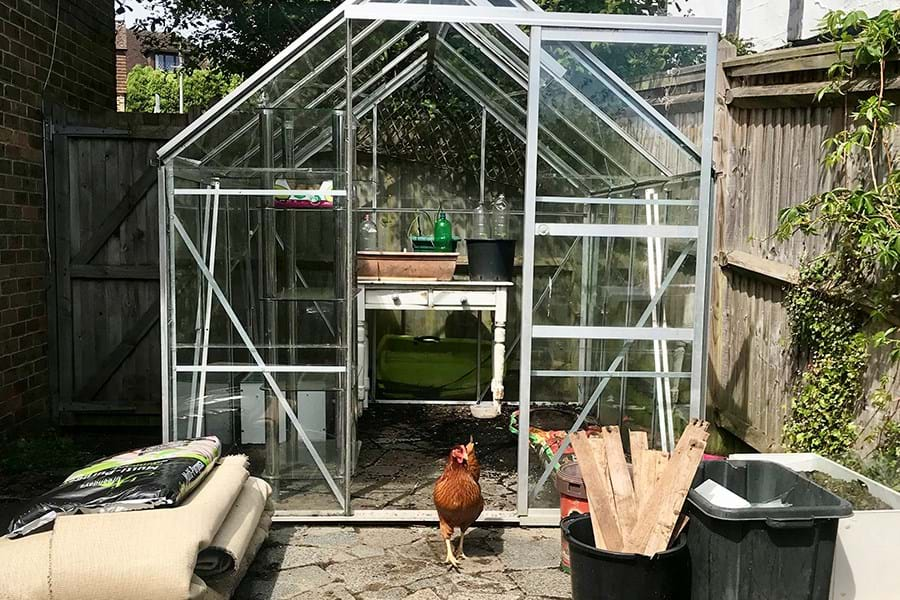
(46, 108, 187, 426)
(637, 42, 900, 451)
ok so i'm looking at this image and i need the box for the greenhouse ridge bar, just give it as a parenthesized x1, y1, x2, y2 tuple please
(157, 0, 720, 523)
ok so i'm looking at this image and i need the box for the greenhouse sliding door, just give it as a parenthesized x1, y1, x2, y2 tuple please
(517, 25, 717, 513)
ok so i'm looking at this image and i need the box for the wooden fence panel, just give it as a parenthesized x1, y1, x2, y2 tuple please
(47, 108, 186, 424)
(635, 42, 900, 450)
(705, 45, 900, 450)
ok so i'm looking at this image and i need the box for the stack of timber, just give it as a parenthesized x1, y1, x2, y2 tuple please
(571, 420, 710, 556)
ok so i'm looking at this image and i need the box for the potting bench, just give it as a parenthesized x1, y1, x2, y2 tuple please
(356, 279, 513, 407)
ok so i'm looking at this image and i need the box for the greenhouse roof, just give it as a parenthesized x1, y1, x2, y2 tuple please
(158, 0, 719, 193)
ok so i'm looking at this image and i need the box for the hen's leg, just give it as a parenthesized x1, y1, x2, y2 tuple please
(444, 539, 460, 569)
(457, 530, 468, 560)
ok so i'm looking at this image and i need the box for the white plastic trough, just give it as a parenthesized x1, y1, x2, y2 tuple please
(729, 452, 900, 600)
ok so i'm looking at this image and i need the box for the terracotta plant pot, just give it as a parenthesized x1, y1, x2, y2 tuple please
(357, 251, 458, 281)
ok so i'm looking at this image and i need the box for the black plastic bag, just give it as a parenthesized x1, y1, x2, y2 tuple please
(7, 436, 221, 538)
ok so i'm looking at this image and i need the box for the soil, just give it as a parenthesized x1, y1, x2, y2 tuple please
(806, 471, 891, 510)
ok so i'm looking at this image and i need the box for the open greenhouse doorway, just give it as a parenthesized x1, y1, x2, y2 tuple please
(157, 0, 719, 522)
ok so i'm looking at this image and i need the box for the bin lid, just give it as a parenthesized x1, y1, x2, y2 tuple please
(687, 459, 852, 521)
(556, 462, 587, 500)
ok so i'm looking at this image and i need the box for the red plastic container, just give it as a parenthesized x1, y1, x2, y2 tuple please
(556, 462, 590, 571)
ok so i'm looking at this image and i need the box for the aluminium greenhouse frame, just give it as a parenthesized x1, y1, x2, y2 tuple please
(157, 0, 720, 524)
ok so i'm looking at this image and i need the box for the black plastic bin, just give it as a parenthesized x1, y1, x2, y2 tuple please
(562, 513, 691, 600)
(686, 459, 852, 600)
(466, 239, 515, 282)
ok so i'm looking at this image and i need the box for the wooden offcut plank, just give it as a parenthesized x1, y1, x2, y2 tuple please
(571, 432, 623, 552)
(600, 426, 638, 546)
(653, 451, 670, 485)
(629, 430, 650, 506)
(628, 421, 709, 556)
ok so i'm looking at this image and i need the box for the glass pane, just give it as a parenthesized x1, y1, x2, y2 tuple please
(177, 20, 346, 166)
(531, 235, 696, 329)
(583, 41, 708, 148)
(538, 40, 706, 195)
(526, 373, 692, 508)
(530, 338, 693, 376)
(436, 26, 526, 130)
(174, 372, 347, 511)
(352, 20, 425, 92)
(536, 197, 699, 226)
(172, 195, 345, 363)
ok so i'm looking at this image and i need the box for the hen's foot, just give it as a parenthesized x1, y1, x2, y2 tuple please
(444, 539, 461, 570)
(456, 532, 468, 560)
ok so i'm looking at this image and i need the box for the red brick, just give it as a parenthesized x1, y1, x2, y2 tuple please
(0, 0, 113, 441)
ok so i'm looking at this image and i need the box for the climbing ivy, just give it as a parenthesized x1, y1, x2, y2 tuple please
(776, 9, 900, 470)
(782, 263, 868, 458)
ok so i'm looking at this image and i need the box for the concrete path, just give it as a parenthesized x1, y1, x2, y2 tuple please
(235, 525, 571, 600)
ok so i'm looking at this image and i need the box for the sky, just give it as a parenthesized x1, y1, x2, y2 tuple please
(120, 2, 162, 27)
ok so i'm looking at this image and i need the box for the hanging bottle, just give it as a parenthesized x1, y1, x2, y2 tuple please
(473, 199, 490, 240)
(358, 213, 378, 251)
(433, 207, 453, 252)
(491, 194, 509, 240)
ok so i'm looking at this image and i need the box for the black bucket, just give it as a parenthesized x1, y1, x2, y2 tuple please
(466, 239, 515, 282)
(562, 513, 691, 600)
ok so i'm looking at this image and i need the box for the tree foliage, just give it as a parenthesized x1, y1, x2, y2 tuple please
(775, 9, 900, 352)
(125, 65, 242, 113)
(124, 0, 690, 76)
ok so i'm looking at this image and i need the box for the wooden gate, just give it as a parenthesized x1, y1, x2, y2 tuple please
(46, 108, 186, 425)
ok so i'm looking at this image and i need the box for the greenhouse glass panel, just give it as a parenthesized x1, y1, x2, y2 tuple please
(526, 371, 693, 508)
(518, 24, 716, 511)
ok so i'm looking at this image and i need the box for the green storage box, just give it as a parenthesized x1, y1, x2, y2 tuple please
(376, 334, 491, 400)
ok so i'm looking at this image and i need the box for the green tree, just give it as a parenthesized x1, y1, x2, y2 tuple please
(125, 65, 242, 113)
(124, 0, 685, 75)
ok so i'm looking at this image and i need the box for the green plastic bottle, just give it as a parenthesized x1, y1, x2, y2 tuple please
(433, 208, 452, 252)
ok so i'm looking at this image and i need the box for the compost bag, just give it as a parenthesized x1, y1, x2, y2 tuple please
(7, 436, 221, 538)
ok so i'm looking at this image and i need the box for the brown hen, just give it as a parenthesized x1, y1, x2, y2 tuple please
(433, 440, 484, 568)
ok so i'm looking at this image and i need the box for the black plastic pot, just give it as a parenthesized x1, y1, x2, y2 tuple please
(562, 513, 691, 600)
(466, 239, 515, 282)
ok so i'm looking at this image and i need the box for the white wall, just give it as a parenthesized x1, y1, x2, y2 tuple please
(669, 0, 898, 52)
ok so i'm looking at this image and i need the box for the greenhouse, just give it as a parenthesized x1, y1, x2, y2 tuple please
(156, 0, 720, 522)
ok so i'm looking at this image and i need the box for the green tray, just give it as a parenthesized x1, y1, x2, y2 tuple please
(409, 235, 460, 253)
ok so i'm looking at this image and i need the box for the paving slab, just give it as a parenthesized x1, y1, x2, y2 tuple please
(239, 565, 332, 600)
(493, 529, 562, 571)
(235, 525, 570, 600)
(512, 568, 572, 598)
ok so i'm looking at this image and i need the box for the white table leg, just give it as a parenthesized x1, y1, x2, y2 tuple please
(492, 287, 508, 401)
(356, 289, 368, 407)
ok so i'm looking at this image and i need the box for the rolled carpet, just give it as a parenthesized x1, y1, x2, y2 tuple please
(0, 455, 272, 600)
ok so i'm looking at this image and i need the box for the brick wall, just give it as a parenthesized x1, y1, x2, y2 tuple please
(0, 0, 114, 439)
